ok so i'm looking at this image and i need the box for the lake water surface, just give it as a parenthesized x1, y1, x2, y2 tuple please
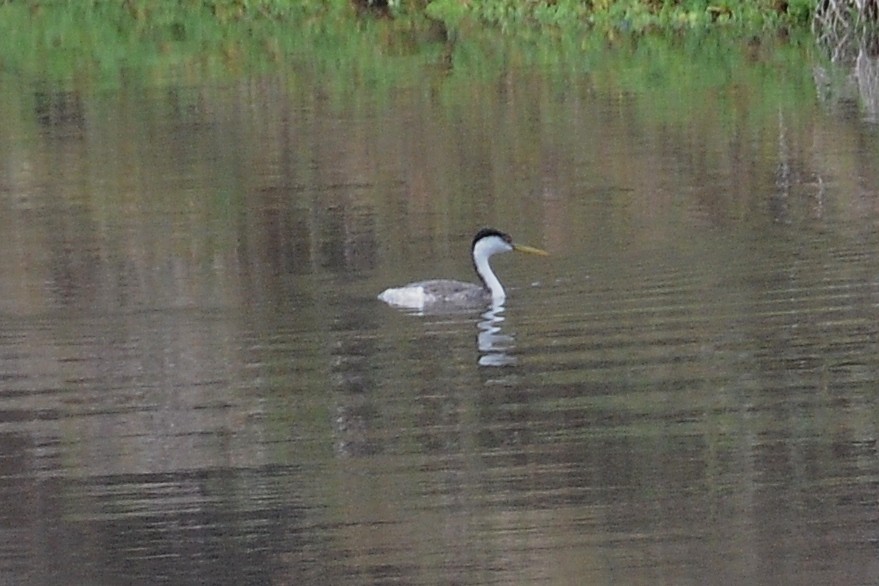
(1, 30, 879, 585)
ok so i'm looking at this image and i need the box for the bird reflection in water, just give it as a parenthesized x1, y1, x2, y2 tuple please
(477, 301, 516, 367)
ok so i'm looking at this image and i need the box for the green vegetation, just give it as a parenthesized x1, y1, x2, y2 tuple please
(0, 0, 820, 90)
(0, 1, 350, 83)
(424, 0, 814, 33)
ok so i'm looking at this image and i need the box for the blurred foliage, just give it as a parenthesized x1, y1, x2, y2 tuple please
(0, 0, 819, 93)
(422, 0, 815, 33)
(0, 0, 366, 85)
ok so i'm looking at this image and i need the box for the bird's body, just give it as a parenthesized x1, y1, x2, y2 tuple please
(378, 279, 490, 308)
(378, 228, 547, 311)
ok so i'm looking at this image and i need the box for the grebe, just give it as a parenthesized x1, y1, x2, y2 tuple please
(378, 228, 548, 310)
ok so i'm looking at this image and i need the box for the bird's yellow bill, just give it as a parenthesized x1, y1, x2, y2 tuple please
(513, 243, 549, 256)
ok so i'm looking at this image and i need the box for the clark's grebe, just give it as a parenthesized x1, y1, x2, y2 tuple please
(378, 228, 548, 310)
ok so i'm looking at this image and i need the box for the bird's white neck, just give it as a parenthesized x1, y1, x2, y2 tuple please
(475, 253, 505, 300)
(472, 237, 511, 301)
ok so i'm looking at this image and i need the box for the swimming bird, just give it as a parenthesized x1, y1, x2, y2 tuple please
(378, 228, 548, 310)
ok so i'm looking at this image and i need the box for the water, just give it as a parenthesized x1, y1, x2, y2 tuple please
(1, 33, 879, 585)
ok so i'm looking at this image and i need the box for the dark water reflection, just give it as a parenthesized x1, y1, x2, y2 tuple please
(1, 38, 879, 584)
